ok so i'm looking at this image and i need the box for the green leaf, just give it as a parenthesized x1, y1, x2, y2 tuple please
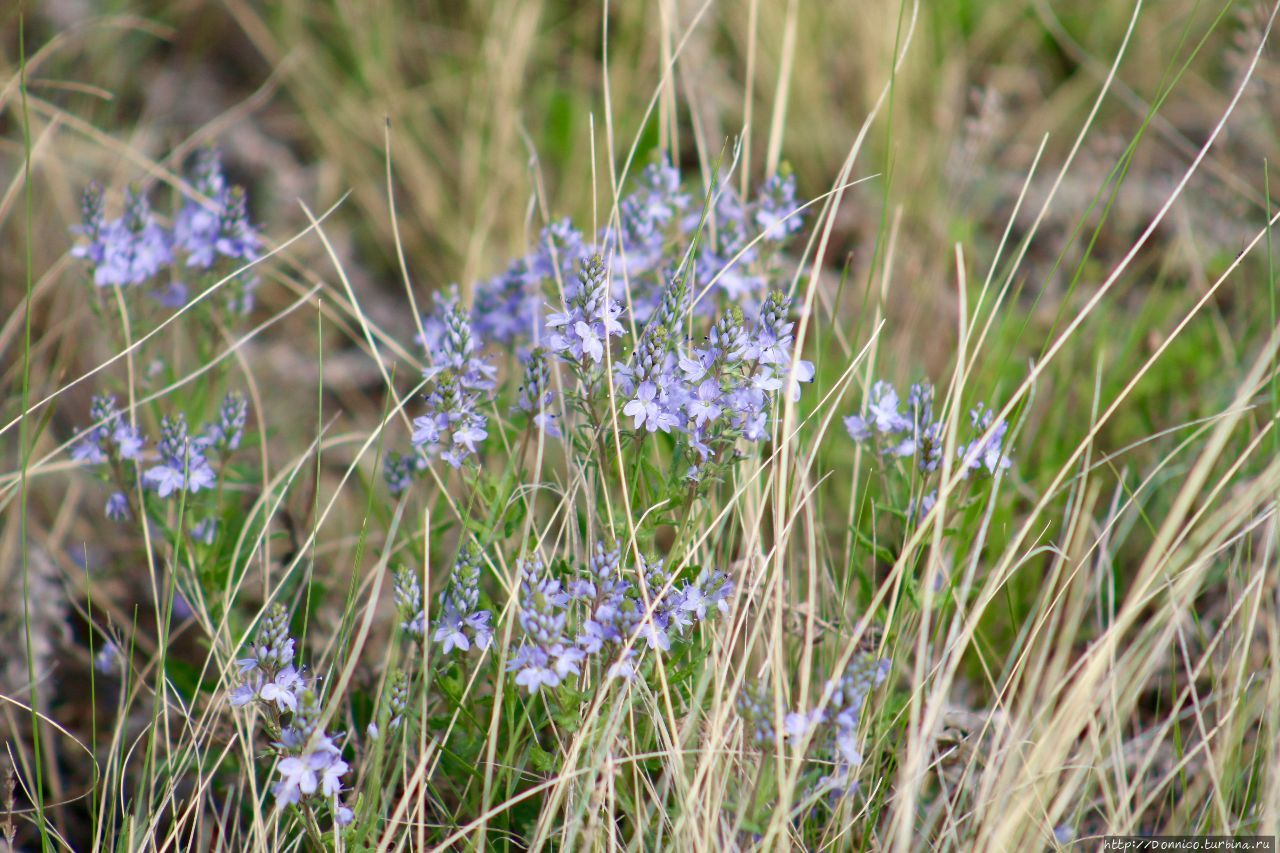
(529, 741, 557, 773)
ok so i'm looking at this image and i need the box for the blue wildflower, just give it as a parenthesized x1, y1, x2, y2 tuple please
(815, 655, 890, 797)
(231, 604, 304, 711)
(176, 151, 260, 270)
(143, 414, 216, 498)
(959, 402, 1012, 474)
(754, 172, 804, 242)
(192, 518, 219, 545)
(392, 565, 426, 638)
(387, 669, 410, 730)
(268, 689, 354, 827)
(70, 183, 108, 267)
(411, 373, 488, 469)
(94, 640, 122, 675)
(547, 254, 625, 367)
(105, 491, 131, 521)
(383, 450, 425, 496)
(85, 187, 173, 287)
(740, 290, 815, 402)
(509, 555, 574, 693)
(419, 289, 497, 392)
(203, 391, 248, 453)
(73, 395, 145, 466)
(513, 348, 560, 437)
(432, 544, 493, 654)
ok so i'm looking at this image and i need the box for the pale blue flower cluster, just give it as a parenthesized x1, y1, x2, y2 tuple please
(633, 557, 735, 654)
(470, 161, 805, 347)
(389, 543, 498, 692)
(613, 281, 815, 480)
(204, 391, 248, 453)
(71, 394, 145, 467)
(270, 692, 354, 826)
(383, 451, 425, 497)
(72, 185, 172, 287)
(507, 546, 735, 693)
(191, 517, 219, 545)
(72, 390, 252, 542)
(844, 380, 1013, 515)
(472, 217, 586, 345)
(392, 565, 427, 638)
(174, 147, 260, 269)
(419, 288, 498, 391)
(513, 347, 559, 437)
(410, 291, 494, 470)
(105, 491, 130, 521)
(784, 655, 890, 797)
(386, 669, 410, 731)
(72, 392, 248, 518)
(431, 544, 493, 654)
(231, 605, 304, 712)
(737, 654, 889, 800)
(387, 166, 811, 488)
(230, 604, 354, 827)
(71, 146, 261, 313)
(508, 555, 576, 692)
(143, 414, 218, 498)
(94, 639, 123, 675)
(547, 254, 626, 368)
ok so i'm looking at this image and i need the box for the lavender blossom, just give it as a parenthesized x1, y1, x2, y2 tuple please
(176, 149, 260, 269)
(203, 391, 248, 453)
(814, 655, 890, 796)
(432, 544, 493, 654)
(635, 557, 678, 652)
(270, 690, 354, 827)
(419, 289, 497, 392)
(472, 262, 542, 346)
(143, 414, 217, 498)
(410, 291, 493, 467)
(387, 669, 410, 730)
(94, 640, 122, 675)
(572, 543, 637, 655)
(149, 281, 190, 308)
(740, 290, 815, 402)
(72, 395, 146, 469)
(191, 518, 219, 545)
(70, 183, 107, 267)
(173, 148, 225, 251)
(509, 555, 573, 693)
(411, 373, 488, 469)
(680, 569, 735, 620)
(754, 173, 804, 242)
(546, 254, 625, 367)
(383, 450, 425, 496)
(845, 380, 910, 440)
(88, 187, 173, 287)
(72, 394, 119, 465)
(958, 403, 1013, 475)
(620, 330, 682, 433)
(392, 565, 426, 638)
(104, 491, 130, 521)
(846, 380, 1013, 484)
(513, 348, 560, 437)
(231, 604, 306, 713)
(614, 160, 690, 290)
